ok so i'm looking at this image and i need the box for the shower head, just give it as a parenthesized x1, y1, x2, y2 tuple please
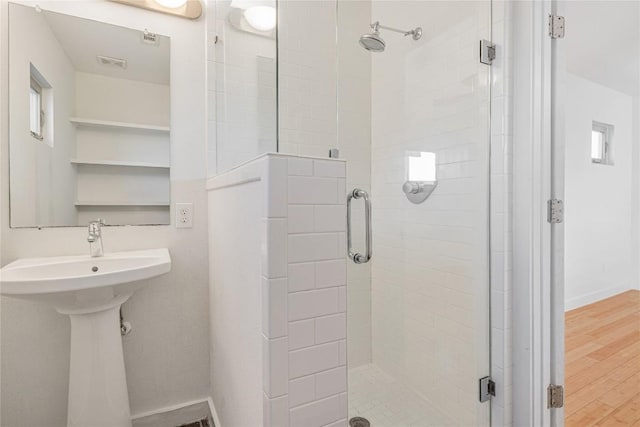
(359, 31, 386, 52)
(359, 21, 422, 53)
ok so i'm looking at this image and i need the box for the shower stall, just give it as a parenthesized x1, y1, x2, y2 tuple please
(209, 0, 496, 425)
(336, 2, 493, 425)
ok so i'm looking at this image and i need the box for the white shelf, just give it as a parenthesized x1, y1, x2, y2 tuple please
(75, 201, 170, 207)
(71, 159, 170, 169)
(70, 117, 170, 133)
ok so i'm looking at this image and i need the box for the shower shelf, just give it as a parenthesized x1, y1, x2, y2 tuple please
(69, 117, 170, 133)
(70, 159, 170, 169)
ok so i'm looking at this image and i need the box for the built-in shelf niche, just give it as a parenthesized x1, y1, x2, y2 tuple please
(70, 159, 170, 169)
(70, 117, 170, 133)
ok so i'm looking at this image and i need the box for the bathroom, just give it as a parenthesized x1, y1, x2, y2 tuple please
(0, 0, 637, 426)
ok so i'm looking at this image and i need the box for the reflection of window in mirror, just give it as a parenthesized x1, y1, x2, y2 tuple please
(29, 77, 43, 140)
(29, 63, 52, 146)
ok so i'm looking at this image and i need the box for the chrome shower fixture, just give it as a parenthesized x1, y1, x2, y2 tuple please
(359, 21, 422, 52)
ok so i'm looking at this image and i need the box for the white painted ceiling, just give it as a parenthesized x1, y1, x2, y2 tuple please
(564, 1, 639, 96)
(42, 10, 170, 85)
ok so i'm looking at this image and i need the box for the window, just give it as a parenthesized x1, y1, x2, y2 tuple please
(29, 76, 43, 140)
(591, 121, 613, 165)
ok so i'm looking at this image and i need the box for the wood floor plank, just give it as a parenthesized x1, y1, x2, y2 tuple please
(566, 291, 640, 426)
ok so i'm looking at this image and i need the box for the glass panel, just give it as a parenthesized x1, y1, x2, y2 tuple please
(29, 85, 41, 137)
(336, 1, 492, 425)
(213, 0, 277, 174)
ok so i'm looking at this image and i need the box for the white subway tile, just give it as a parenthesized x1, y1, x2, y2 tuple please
(288, 262, 315, 292)
(289, 375, 315, 408)
(289, 319, 315, 350)
(263, 394, 289, 427)
(337, 178, 346, 201)
(314, 205, 346, 232)
(289, 393, 346, 427)
(337, 233, 346, 259)
(314, 160, 346, 178)
(288, 157, 314, 176)
(288, 176, 339, 205)
(263, 219, 287, 278)
(338, 340, 346, 366)
(315, 366, 347, 400)
(288, 233, 339, 263)
(263, 336, 288, 397)
(289, 288, 339, 321)
(323, 419, 348, 427)
(315, 260, 347, 288)
(337, 286, 347, 313)
(288, 205, 315, 234)
(289, 341, 341, 379)
(262, 278, 288, 339)
(315, 313, 346, 344)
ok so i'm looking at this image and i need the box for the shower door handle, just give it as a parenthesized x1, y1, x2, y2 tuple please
(347, 188, 372, 264)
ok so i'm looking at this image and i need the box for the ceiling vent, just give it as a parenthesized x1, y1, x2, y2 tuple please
(96, 55, 128, 69)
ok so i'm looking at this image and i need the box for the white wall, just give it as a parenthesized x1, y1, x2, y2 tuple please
(206, 154, 348, 427)
(8, 3, 77, 227)
(0, 1, 209, 425)
(564, 73, 636, 310)
(207, 161, 263, 427)
(369, 1, 491, 425)
(75, 72, 170, 125)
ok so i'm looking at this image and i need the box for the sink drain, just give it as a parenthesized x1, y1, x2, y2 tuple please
(91, 266, 99, 272)
(349, 417, 370, 427)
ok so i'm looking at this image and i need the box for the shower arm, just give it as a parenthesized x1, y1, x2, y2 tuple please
(371, 21, 421, 38)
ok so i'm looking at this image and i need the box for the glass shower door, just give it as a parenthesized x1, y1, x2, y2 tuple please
(337, 2, 493, 426)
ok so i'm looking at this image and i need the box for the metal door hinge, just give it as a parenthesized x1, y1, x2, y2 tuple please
(479, 376, 496, 402)
(549, 15, 565, 39)
(480, 40, 496, 65)
(548, 199, 564, 223)
(548, 384, 564, 408)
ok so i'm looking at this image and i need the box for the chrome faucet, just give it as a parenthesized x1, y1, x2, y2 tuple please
(87, 219, 106, 257)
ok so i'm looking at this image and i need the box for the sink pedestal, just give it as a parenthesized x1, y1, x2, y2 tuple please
(0, 249, 171, 427)
(60, 295, 132, 427)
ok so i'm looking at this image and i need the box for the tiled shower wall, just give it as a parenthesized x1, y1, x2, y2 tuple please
(207, 154, 348, 427)
(206, 1, 514, 425)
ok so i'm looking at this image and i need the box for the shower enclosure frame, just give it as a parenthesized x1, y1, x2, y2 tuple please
(511, 0, 559, 426)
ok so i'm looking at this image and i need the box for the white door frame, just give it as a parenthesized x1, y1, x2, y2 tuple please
(511, 0, 563, 426)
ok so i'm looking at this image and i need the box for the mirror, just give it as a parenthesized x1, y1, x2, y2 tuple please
(9, 3, 171, 228)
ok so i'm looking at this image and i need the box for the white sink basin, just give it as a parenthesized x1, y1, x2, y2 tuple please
(1, 248, 171, 312)
(0, 248, 171, 427)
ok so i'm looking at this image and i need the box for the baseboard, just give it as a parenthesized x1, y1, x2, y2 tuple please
(207, 397, 222, 427)
(565, 285, 630, 311)
(131, 397, 221, 427)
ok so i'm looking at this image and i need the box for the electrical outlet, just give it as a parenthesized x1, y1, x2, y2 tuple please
(175, 203, 193, 228)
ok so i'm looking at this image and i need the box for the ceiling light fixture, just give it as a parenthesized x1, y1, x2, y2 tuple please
(243, 6, 276, 31)
(154, 0, 187, 8)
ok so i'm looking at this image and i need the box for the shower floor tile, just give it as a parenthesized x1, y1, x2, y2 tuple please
(348, 364, 454, 427)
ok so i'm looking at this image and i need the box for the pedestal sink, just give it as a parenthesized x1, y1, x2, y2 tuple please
(0, 248, 171, 427)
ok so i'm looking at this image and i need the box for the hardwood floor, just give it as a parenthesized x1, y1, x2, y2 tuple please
(565, 290, 640, 426)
